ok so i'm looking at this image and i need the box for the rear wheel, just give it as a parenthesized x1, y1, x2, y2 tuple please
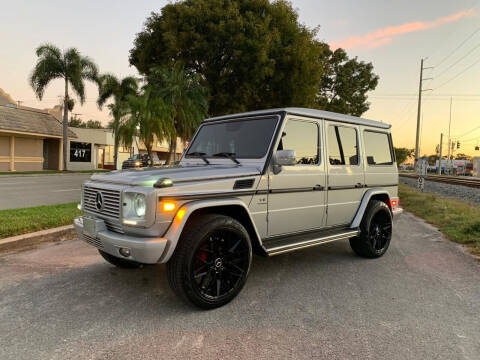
(167, 214, 252, 309)
(349, 200, 392, 258)
(98, 250, 142, 269)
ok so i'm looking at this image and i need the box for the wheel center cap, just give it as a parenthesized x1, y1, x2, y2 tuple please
(214, 258, 223, 269)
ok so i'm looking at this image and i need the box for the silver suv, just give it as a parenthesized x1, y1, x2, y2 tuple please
(74, 108, 402, 309)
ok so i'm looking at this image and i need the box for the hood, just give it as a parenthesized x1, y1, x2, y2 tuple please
(89, 164, 262, 186)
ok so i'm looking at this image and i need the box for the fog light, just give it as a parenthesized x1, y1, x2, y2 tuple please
(119, 248, 131, 257)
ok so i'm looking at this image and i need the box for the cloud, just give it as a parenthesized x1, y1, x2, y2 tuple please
(331, 8, 476, 50)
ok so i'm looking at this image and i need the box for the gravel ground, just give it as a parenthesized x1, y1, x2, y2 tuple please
(400, 176, 480, 206)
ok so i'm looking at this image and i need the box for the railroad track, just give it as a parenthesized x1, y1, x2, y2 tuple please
(399, 173, 480, 189)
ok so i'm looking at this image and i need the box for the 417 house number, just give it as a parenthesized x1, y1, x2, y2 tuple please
(74, 149, 87, 158)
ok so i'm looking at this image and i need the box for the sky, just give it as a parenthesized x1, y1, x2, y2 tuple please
(1, 0, 480, 157)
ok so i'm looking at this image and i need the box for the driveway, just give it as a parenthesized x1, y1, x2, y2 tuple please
(0, 213, 479, 359)
(0, 174, 91, 210)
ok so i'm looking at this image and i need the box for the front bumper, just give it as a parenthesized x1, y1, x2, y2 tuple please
(74, 216, 168, 264)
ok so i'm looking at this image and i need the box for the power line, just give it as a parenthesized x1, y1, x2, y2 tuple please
(433, 56, 480, 90)
(433, 42, 480, 80)
(433, 24, 480, 69)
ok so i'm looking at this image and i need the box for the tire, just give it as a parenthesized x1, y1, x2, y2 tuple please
(167, 214, 252, 310)
(98, 250, 142, 269)
(349, 200, 392, 258)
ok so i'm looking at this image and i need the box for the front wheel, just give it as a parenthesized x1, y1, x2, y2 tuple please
(167, 214, 252, 309)
(349, 200, 392, 258)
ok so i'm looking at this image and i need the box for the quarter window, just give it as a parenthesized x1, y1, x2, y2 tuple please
(364, 131, 393, 165)
(278, 120, 319, 164)
(328, 125, 359, 165)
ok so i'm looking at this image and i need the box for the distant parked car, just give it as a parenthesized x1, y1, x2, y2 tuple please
(122, 154, 161, 169)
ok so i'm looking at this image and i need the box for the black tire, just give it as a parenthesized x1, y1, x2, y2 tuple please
(98, 250, 142, 269)
(349, 200, 392, 258)
(167, 214, 252, 310)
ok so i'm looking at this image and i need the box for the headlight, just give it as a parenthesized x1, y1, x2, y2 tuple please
(134, 193, 146, 217)
(135, 161, 141, 166)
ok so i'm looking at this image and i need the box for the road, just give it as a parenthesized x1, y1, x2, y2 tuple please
(0, 213, 479, 359)
(0, 174, 92, 210)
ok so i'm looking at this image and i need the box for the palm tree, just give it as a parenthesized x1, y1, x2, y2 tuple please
(97, 74, 138, 169)
(118, 86, 174, 163)
(30, 43, 98, 171)
(146, 64, 208, 164)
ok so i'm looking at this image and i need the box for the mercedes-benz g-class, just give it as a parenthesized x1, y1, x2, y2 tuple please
(74, 108, 402, 309)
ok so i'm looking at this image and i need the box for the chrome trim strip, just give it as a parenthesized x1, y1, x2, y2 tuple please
(266, 229, 360, 256)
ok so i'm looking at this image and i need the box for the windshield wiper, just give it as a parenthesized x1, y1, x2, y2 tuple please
(212, 152, 241, 165)
(188, 152, 210, 165)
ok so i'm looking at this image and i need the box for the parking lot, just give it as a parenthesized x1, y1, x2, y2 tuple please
(0, 212, 479, 360)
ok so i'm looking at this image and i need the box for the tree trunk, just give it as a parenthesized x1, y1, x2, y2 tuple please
(146, 145, 153, 167)
(113, 120, 119, 170)
(173, 138, 177, 163)
(62, 80, 69, 171)
(166, 137, 176, 165)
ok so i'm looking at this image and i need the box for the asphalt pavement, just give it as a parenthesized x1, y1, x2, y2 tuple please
(0, 212, 479, 359)
(0, 174, 91, 210)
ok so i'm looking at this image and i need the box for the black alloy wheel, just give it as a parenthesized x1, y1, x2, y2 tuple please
(349, 200, 392, 258)
(190, 229, 250, 301)
(167, 214, 252, 309)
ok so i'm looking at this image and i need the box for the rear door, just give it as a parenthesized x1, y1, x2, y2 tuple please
(326, 122, 365, 226)
(267, 117, 327, 236)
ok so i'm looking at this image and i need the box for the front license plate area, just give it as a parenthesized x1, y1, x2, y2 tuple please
(83, 217, 103, 238)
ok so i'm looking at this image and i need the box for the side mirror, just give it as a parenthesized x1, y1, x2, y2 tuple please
(273, 150, 296, 174)
(274, 150, 296, 166)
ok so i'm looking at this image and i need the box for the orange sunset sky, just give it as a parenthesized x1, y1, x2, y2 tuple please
(1, 0, 479, 157)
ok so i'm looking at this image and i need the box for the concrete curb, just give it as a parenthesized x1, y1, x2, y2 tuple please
(0, 225, 76, 253)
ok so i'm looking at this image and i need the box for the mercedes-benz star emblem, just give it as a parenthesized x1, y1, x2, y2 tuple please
(95, 192, 104, 211)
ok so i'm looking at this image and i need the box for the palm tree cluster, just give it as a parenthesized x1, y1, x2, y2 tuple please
(30, 43, 208, 170)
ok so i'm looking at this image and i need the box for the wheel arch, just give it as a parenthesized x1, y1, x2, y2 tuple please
(350, 189, 392, 229)
(159, 199, 265, 263)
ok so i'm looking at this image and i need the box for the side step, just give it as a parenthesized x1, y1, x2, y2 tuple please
(263, 228, 360, 256)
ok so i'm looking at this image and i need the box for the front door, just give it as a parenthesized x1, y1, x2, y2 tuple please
(326, 122, 365, 226)
(267, 118, 327, 237)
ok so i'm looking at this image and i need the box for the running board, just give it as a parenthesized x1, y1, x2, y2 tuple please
(263, 228, 360, 256)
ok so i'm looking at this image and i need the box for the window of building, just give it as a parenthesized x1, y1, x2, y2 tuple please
(364, 131, 393, 165)
(70, 142, 91, 162)
(328, 125, 359, 165)
(277, 120, 319, 164)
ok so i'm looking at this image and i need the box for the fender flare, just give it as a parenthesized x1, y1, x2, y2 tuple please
(350, 189, 391, 229)
(158, 198, 263, 263)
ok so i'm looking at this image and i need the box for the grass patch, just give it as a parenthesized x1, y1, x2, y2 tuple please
(0, 169, 110, 175)
(399, 183, 480, 254)
(0, 203, 81, 239)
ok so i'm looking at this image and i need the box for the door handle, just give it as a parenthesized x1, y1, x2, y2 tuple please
(355, 183, 364, 188)
(313, 184, 324, 191)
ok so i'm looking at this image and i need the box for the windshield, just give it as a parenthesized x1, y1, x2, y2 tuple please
(186, 117, 279, 159)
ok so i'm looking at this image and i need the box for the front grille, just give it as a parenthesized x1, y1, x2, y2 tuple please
(83, 185, 124, 234)
(83, 186, 121, 219)
(82, 233, 104, 249)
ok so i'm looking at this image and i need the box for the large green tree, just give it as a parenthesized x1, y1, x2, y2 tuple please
(30, 43, 98, 170)
(118, 87, 174, 163)
(394, 147, 414, 165)
(129, 0, 325, 116)
(97, 74, 138, 169)
(146, 64, 208, 163)
(316, 48, 379, 116)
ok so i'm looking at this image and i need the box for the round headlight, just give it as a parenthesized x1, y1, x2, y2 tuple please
(134, 194, 146, 217)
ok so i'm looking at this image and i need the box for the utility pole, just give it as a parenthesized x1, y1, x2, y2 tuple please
(446, 97, 453, 172)
(414, 58, 433, 167)
(437, 133, 443, 175)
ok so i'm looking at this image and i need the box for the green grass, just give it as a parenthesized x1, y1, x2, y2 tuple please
(399, 183, 480, 254)
(0, 203, 81, 239)
(0, 169, 110, 175)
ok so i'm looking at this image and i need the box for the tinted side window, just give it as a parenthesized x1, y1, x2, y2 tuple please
(328, 125, 359, 165)
(364, 131, 393, 165)
(278, 120, 318, 164)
